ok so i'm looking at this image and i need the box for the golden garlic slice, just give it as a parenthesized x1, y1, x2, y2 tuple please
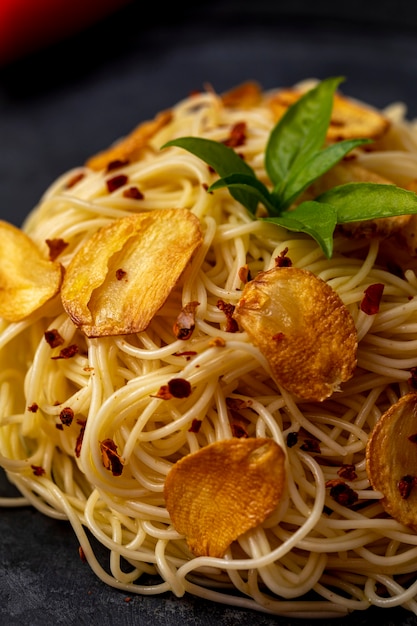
(86, 109, 172, 170)
(221, 81, 263, 109)
(0, 220, 63, 322)
(61, 209, 202, 337)
(233, 267, 357, 401)
(164, 437, 286, 558)
(366, 392, 417, 530)
(268, 88, 390, 142)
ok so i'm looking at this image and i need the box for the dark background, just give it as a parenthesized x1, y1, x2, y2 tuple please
(2, 1, 417, 624)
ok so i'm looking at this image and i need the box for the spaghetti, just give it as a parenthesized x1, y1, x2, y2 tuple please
(2, 81, 417, 618)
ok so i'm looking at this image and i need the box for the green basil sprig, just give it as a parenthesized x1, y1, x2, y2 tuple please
(163, 77, 417, 257)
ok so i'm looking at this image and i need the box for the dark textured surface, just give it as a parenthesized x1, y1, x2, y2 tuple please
(2, 2, 417, 623)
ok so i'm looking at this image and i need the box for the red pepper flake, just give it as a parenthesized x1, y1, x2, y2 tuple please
(56, 424, 64, 430)
(51, 344, 79, 360)
(78, 546, 87, 562)
(75, 420, 86, 458)
(238, 264, 252, 283)
(173, 301, 200, 340)
(300, 438, 321, 453)
(27, 403, 38, 413)
(153, 378, 192, 400)
(275, 247, 292, 267)
(44, 329, 65, 348)
(326, 479, 358, 507)
(337, 464, 357, 481)
(398, 474, 417, 499)
(360, 283, 384, 315)
(106, 159, 129, 172)
(31, 464, 45, 476)
(272, 332, 285, 342)
(106, 174, 128, 193)
(116, 268, 127, 281)
(152, 384, 172, 400)
(124, 597, 133, 603)
(189, 419, 202, 433)
(45, 238, 69, 261)
(123, 186, 144, 200)
(223, 121, 247, 148)
(60, 406, 74, 426)
(66, 172, 85, 188)
(286, 432, 298, 448)
(217, 299, 239, 333)
(168, 378, 192, 398)
(100, 438, 124, 476)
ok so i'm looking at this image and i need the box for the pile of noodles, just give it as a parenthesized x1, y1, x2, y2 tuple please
(2, 82, 417, 618)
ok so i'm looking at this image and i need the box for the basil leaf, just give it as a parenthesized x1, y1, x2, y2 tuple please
(162, 136, 259, 212)
(265, 76, 344, 191)
(209, 173, 277, 215)
(281, 138, 372, 209)
(317, 182, 417, 223)
(162, 79, 413, 259)
(263, 201, 338, 258)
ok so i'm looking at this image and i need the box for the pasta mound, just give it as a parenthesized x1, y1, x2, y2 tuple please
(2, 80, 417, 618)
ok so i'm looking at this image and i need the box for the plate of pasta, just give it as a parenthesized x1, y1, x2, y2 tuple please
(2, 2, 417, 625)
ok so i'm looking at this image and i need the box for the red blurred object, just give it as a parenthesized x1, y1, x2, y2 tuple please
(0, 0, 133, 65)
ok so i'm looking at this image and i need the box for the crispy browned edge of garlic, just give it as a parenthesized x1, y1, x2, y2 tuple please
(366, 392, 417, 531)
(0, 220, 63, 322)
(233, 266, 358, 402)
(86, 109, 173, 171)
(164, 437, 286, 558)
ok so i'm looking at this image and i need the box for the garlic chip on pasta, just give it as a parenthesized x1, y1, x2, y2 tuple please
(268, 87, 390, 141)
(61, 209, 202, 337)
(366, 392, 417, 531)
(86, 110, 173, 171)
(0, 220, 63, 322)
(164, 437, 286, 558)
(233, 266, 357, 401)
(4, 78, 417, 618)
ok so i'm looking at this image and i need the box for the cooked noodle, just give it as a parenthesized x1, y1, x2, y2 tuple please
(2, 83, 417, 618)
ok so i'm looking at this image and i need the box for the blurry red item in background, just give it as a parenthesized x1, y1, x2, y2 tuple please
(0, 0, 133, 65)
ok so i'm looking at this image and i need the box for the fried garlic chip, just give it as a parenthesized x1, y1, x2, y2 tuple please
(86, 109, 172, 171)
(164, 437, 285, 558)
(61, 209, 202, 337)
(221, 81, 263, 109)
(366, 392, 417, 531)
(0, 220, 63, 322)
(233, 267, 357, 401)
(268, 88, 390, 141)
